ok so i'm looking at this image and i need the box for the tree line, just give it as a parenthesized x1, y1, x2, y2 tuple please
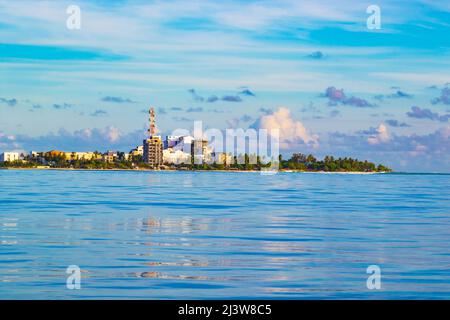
(1, 152, 391, 172)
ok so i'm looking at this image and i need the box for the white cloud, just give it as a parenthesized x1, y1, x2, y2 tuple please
(367, 123, 390, 145)
(257, 107, 319, 149)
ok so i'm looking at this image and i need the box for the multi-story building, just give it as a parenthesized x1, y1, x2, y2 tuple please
(143, 107, 164, 167)
(172, 136, 194, 153)
(65, 152, 101, 161)
(0, 152, 20, 162)
(191, 139, 213, 164)
(75, 152, 101, 161)
(102, 151, 118, 163)
(163, 148, 191, 165)
(143, 136, 163, 166)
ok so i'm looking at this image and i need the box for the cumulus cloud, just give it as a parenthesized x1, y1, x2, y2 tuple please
(322, 86, 376, 108)
(431, 87, 450, 105)
(101, 96, 136, 104)
(254, 107, 319, 149)
(406, 106, 450, 122)
(367, 123, 390, 145)
(0, 132, 21, 151)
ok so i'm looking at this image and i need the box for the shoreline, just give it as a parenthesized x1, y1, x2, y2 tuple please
(0, 167, 387, 174)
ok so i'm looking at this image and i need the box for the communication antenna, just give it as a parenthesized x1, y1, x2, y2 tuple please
(148, 107, 156, 137)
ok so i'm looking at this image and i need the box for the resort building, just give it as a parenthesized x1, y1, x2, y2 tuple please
(0, 152, 20, 162)
(67, 152, 101, 161)
(213, 152, 233, 166)
(102, 151, 118, 163)
(163, 148, 191, 165)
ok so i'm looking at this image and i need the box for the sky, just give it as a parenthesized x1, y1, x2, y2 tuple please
(0, 0, 449, 172)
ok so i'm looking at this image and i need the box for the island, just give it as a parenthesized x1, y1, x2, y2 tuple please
(0, 152, 391, 173)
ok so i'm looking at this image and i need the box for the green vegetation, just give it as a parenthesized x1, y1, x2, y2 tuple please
(0, 152, 391, 172)
(280, 153, 391, 172)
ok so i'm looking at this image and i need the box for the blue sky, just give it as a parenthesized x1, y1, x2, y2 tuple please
(0, 0, 449, 171)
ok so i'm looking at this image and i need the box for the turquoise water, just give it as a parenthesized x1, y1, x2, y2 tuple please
(0, 170, 449, 299)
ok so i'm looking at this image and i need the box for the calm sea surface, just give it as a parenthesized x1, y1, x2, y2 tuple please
(0, 170, 449, 299)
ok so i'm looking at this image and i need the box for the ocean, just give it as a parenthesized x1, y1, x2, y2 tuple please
(0, 170, 449, 299)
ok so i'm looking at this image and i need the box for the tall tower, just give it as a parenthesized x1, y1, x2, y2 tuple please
(143, 107, 163, 167)
(148, 107, 156, 137)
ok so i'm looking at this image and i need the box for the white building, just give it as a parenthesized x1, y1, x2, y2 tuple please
(191, 139, 214, 164)
(164, 135, 182, 149)
(102, 151, 118, 163)
(0, 152, 20, 162)
(213, 152, 234, 165)
(172, 135, 194, 153)
(163, 148, 191, 165)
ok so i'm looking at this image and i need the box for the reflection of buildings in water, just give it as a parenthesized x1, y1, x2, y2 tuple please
(143, 261, 208, 267)
(136, 271, 209, 281)
(141, 217, 161, 234)
(140, 216, 212, 235)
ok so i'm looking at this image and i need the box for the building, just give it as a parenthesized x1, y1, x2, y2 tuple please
(75, 152, 101, 161)
(172, 136, 194, 153)
(191, 139, 213, 164)
(102, 151, 118, 163)
(65, 152, 101, 161)
(130, 145, 143, 157)
(164, 135, 181, 149)
(163, 148, 191, 165)
(0, 152, 20, 162)
(143, 136, 163, 166)
(161, 135, 193, 165)
(143, 107, 163, 167)
(213, 152, 233, 166)
(46, 150, 65, 158)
